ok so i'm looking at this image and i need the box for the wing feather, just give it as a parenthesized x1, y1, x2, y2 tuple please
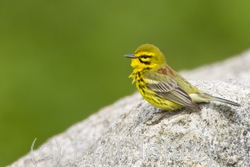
(145, 72, 201, 111)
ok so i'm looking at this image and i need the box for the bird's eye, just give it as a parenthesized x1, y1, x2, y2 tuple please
(140, 55, 151, 59)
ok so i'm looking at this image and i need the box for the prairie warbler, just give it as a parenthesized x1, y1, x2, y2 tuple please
(125, 44, 240, 111)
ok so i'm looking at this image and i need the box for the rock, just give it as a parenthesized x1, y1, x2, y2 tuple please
(8, 51, 250, 167)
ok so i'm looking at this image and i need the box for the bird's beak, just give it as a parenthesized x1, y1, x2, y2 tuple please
(124, 54, 136, 58)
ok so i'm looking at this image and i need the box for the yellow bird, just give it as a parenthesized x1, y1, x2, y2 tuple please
(125, 44, 240, 111)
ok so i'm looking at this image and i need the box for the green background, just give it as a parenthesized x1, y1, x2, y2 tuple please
(1, 0, 250, 166)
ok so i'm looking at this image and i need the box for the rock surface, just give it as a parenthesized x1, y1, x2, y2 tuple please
(8, 51, 250, 167)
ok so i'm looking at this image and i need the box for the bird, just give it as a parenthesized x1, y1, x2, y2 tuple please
(124, 44, 240, 111)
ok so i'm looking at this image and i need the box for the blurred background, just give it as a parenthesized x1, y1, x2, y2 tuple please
(1, 0, 250, 166)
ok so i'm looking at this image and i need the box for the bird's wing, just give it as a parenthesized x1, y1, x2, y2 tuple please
(144, 72, 201, 111)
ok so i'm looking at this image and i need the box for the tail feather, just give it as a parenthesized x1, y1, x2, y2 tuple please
(190, 92, 241, 107)
(209, 95, 241, 106)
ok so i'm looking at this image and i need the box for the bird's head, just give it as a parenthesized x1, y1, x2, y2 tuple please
(124, 44, 166, 71)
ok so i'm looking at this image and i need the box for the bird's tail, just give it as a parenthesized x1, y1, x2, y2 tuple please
(208, 95, 240, 106)
(190, 92, 241, 106)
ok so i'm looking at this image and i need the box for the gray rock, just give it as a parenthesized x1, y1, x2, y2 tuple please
(8, 51, 250, 167)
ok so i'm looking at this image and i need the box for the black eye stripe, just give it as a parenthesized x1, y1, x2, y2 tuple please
(139, 58, 151, 65)
(140, 55, 152, 58)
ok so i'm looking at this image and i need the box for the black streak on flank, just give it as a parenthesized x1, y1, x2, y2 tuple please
(137, 72, 141, 78)
(139, 84, 145, 94)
